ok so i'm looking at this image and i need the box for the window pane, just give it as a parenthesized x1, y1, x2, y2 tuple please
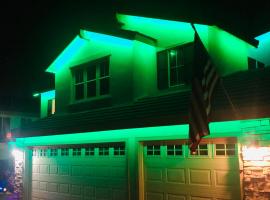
(226, 144, 235, 150)
(200, 150, 208, 155)
(169, 50, 177, 67)
(87, 81, 96, 97)
(100, 59, 109, 77)
(100, 78, 109, 95)
(75, 69, 84, 83)
(75, 84, 84, 100)
(170, 68, 177, 86)
(87, 66, 96, 80)
(226, 150, 235, 156)
(216, 144, 225, 150)
(216, 150, 225, 156)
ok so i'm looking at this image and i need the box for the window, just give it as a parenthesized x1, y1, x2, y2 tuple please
(147, 145, 161, 156)
(0, 117, 10, 136)
(85, 147, 95, 156)
(50, 149, 58, 156)
(167, 145, 183, 156)
(157, 43, 193, 90)
(215, 144, 236, 156)
(61, 148, 69, 156)
(248, 57, 265, 70)
(47, 99, 55, 116)
(99, 147, 109, 156)
(73, 57, 110, 101)
(114, 145, 125, 156)
(72, 148, 81, 156)
(40, 149, 47, 157)
(32, 149, 38, 156)
(190, 144, 208, 156)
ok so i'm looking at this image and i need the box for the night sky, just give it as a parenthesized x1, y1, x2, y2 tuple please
(0, 1, 269, 107)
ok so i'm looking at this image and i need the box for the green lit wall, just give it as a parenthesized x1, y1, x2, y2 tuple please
(132, 40, 157, 98)
(13, 118, 270, 147)
(40, 90, 55, 118)
(117, 14, 253, 76)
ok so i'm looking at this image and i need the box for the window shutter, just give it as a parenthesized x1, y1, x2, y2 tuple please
(157, 50, 168, 90)
(182, 43, 194, 84)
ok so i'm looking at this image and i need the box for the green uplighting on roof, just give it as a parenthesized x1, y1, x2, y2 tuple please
(255, 31, 270, 41)
(33, 93, 40, 97)
(46, 29, 134, 74)
(117, 13, 194, 48)
(41, 90, 55, 99)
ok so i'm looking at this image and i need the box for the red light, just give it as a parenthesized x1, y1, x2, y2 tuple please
(6, 132, 12, 139)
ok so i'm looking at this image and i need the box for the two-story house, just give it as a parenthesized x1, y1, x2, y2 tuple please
(11, 14, 270, 200)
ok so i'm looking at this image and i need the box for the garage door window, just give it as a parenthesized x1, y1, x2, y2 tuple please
(190, 144, 208, 156)
(215, 144, 236, 156)
(50, 149, 58, 156)
(147, 145, 161, 156)
(85, 147, 95, 156)
(33, 149, 38, 156)
(40, 149, 47, 157)
(99, 147, 109, 156)
(73, 148, 81, 156)
(61, 148, 69, 156)
(114, 145, 125, 156)
(167, 145, 183, 156)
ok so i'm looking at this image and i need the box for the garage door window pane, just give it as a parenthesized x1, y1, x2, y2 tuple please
(147, 145, 160, 156)
(99, 147, 109, 156)
(73, 148, 81, 156)
(167, 145, 183, 156)
(33, 149, 38, 156)
(85, 147, 95, 156)
(61, 148, 69, 156)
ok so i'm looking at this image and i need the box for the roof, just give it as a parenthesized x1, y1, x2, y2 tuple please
(16, 67, 270, 137)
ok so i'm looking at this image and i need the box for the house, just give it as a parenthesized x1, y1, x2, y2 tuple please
(10, 14, 270, 200)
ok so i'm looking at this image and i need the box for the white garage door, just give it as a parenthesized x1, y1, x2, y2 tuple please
(143, 140, 241, 200)
(31, 143, 127, 200)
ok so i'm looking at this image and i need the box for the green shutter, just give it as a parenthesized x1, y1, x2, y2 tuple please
(157, 50, 168, 90)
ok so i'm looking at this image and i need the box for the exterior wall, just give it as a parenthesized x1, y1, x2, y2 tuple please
(54, 35, 134, 114)
(40, 90, 55, 118)
(242, 146, 270, 200)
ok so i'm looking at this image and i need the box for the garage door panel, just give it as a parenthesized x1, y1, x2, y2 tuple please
(189, 169, 212, 186)
(167, 193, 186, 200)
(214, 170, 240, 187)
(146, 191, 164, 200)
(166, 168, 186, 183)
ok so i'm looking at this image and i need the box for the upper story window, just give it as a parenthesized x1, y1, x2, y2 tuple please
(73, 57, 110, 101)
(248, 57, 265, 70)
(157, 43, 193, 90)
(47, 99, 55, 116)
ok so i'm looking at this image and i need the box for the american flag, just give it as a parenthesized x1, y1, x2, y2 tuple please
(189, 25, 219, 153)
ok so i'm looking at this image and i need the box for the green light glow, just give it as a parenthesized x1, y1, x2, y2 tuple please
(13, 118, 270, 147)
(117, 13, 194, 48)
(41, 90, 55, 99)
(80, 30, 133, 47)
(255, 32, 270, 41)
(33, 93, 40, 97)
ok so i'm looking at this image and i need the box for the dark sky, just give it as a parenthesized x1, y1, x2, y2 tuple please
(0, 0, 269, 101)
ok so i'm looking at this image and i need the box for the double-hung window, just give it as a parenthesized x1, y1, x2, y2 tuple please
(73, 57, 110, 101)
(157, 42, 193, 90)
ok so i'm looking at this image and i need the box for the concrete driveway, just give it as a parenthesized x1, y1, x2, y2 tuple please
(0, 192, 20, 200)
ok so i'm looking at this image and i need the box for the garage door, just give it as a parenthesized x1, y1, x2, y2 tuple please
(143, 140, 241, 200)
(31, 143, 127, 200)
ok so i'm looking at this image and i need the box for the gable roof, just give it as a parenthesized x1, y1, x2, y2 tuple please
(15, 67, 270, 137)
